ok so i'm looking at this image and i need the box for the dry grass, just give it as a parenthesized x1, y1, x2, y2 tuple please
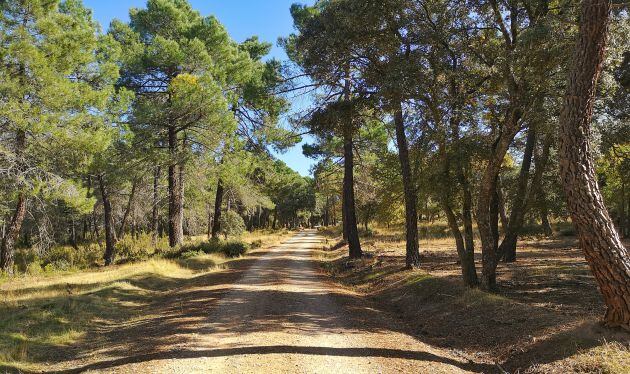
(318, 224, 630, 373)
(0, 255, 226, 372)
(527, 342, 630, 374)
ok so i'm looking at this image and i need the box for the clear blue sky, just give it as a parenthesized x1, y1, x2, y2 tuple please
(84, 0, 316, 176)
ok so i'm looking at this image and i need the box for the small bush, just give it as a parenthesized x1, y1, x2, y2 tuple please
(222, 241, 249, 258)
(169, 239, 249, 259)
(220, 210, 246, 238)
(179, 250, 206, 259)
(14, 248, 40, 273)
(25, 261, 43, 275)
(250, 239, 263, 249)
(42, 246, 78, 269)
(115, 233, 169, 263)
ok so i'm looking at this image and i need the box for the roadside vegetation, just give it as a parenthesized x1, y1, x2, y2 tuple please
(0, 229, 292, 372)
(318, 225, 630, 373)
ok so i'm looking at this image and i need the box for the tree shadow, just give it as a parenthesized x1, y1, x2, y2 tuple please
(50, 345, 494, 373)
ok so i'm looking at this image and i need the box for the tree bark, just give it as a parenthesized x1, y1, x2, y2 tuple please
(540, 203, 553, 236)
(211, 178, 224, 239)
(0, 193, 27, 274)
(500, 126, 537, 262)
(343, 126, 362, 259)
(478, 105, 522, 290)
(496, 177, 509, 232)
(83, 176, 92, 242)
(98, 175, 117, 266)
(117, 180, 138, 239)
(558, 0, 630, 330)
(532, 134, 554, 237)
(1, 130, 28, 274)
(168, 125, 184, 247)
(394, 103, 421, 269)
(151, 166, 160, 243)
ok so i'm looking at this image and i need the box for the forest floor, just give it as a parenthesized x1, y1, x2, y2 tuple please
(318, 226, 630, 373)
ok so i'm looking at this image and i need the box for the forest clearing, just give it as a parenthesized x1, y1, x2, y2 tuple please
(1, 0, 629, 373)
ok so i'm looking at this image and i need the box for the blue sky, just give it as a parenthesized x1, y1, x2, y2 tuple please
(84, 0, 316, 176)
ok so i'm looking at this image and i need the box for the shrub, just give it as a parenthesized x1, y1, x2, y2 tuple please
(250, 239, 263, 249)
(220, 210, 246, 238)
(25, 261, 43, 275)
(168, 239, 249, 259)
(179, 250, 206, 259)
(14, 248, 40, 273)
(42, 246, 77, 269)
(222, 241, 249, 258)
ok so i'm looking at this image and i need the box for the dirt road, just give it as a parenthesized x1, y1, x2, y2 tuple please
(61, 231, 485, 373)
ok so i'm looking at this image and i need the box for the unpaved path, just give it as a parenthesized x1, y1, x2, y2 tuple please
(58, 231, 485, 373)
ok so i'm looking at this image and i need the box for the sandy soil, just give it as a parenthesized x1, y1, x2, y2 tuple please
(47, 230, 485, 373)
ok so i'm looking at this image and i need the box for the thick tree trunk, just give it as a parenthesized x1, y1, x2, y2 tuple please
(168, 126, 183, 247)
(500, 126, 537, 262)
(343, 127, 362, 259)
(118, 180, 137, 239)
(98, 175, 117, 266)
(394, 104, 421, 269)
(211, 178, 224, 239)
(558, 0, 630, 330)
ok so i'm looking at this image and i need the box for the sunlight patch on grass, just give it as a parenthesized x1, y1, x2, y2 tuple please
(528, 342, 630, 374)
(0, 253, 227, 370)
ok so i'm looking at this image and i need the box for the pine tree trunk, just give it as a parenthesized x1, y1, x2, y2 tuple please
(0, 193, 27, 274)
(558, 0, 630, 330)
(83, 176, 92, 242)
(151, 166, 160, 243)
(501, 126, 537, 262)
(394, 103, 421, 269)
(529, 133, 555, 237)
(118, 180, 137, 239)
(211, 178, 224, 239)
(343, 126, 362, 259)
(1, 130, 28, 274)
(168, 126, 183, 247)
(98, 175, 117, 266)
